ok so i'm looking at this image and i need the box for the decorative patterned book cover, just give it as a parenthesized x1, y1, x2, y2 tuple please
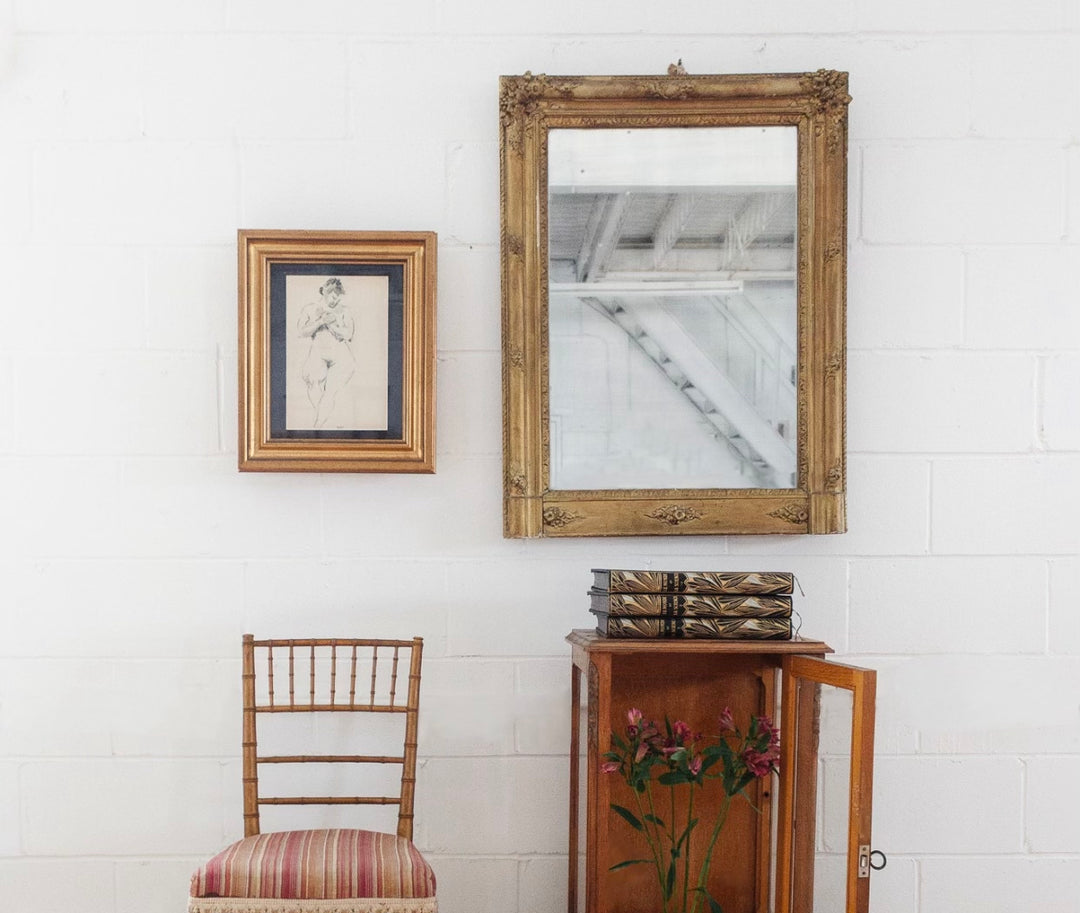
(591, 569, 794, 595)
(594, 614, 793, 640)
(589, 590, 792, 618)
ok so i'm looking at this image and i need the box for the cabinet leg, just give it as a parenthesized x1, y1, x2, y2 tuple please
(569, 665, 581, 913)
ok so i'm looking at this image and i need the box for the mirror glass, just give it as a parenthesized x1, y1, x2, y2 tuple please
(548, 126, 798, 490)
(811, 683, 855, 911)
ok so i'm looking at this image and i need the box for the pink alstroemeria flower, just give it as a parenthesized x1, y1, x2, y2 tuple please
(671, 720, 692, 743)
(718, 707, 735, 733)
(741, 749, 775, 778)
(604, 704, 782, 912)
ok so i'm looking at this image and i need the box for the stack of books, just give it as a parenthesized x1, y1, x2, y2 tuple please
(589, 569, 795, 640)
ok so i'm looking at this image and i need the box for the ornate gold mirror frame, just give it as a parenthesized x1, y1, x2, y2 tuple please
(500, 70, 850, 537)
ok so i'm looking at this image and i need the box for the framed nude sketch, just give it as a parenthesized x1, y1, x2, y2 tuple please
(238, 230, 436, 473)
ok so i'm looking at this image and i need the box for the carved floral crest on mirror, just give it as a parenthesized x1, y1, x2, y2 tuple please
(500, 69, 851, 537)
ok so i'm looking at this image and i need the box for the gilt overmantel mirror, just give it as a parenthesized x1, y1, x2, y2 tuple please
(500, 70, 850, 537)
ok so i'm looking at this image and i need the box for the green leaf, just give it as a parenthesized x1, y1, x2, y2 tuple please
(692, 886, 726, 913)
(643, 813, 667, 828)
(658, 770, 690, 786)
(739, 792, 763, 814)
(608, 859, 651, 871)
(704, 891, 725, 913)
(611, 804, 644, 831)
(732, 772, 757, 796)
(664, 861, 676, 898)
(674, 818, 698, 850)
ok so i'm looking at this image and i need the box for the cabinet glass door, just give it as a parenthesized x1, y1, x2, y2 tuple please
(775, 656, 876, 913)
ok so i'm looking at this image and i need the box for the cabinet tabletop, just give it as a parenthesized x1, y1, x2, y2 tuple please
(566, 629, 832, 655)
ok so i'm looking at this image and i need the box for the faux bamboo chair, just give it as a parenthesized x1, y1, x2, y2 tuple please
(189, 636, 437, 913)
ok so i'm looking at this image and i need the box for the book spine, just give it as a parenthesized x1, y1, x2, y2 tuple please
(596, 616, 792, 640)
(592, 569, 794, 595)
(591, 592, 792, 618)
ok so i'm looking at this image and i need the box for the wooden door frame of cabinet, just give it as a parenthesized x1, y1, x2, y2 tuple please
(775, 654, 877, 913)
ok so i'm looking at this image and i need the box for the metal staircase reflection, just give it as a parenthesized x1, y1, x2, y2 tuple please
(581, 294, 797, 488)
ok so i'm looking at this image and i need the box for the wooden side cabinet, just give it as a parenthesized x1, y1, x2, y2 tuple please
(567, 631, 876, 913)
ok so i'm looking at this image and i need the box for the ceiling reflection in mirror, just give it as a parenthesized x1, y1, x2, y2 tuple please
(547, 126, 799, 491)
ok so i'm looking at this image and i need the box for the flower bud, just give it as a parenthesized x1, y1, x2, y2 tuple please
(718, 707, 735, 733)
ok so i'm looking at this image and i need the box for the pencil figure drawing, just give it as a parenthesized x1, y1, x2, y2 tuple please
(296, 277, 355, 428)
(285, 274, 390, 432)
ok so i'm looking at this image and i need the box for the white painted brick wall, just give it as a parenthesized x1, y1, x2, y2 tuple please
(1, 245, 149, 350)
(849, 558, 1050, 654)
(15, 353, 221, 455)
(965, 246, 1080, 350)
(0, 763, 19, 855)
(847, 246, 965, 349)
(855, 0, 1064, 32)
(862, 142, 1065, 244)
(0, 2, 1077, 912)
(142, 37, 351, 142)
(144, 245, 239, 351)
(874, 757, 1024, 853)
(33, 142, 240, 244)
(1049, 558, 1080, 653)
(933, 457, 1080, 554)
(0, 144, 31, 242)
(970, 36, 1080, 140)
(1044, 355, 1080, 449)
(0, 36, 144, 141)
(14, 0, 226, 33)
(422, 757, 567, 856)
(848, 352, 1038, 453)
(431, 858, 519, 913)
(1070, 145, 1080, 241)
(920, 858, 1080, 913)
(1026, 756, 1080, 852)
(4, 559, 244, 657)
(116, 860, 207, 913)
(0, 356, 13, 453)
(0, 859, 117, 913)
(20, 760, 228, 855)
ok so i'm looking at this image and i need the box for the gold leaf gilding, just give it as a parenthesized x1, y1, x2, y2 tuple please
(645, 505, 704, 526)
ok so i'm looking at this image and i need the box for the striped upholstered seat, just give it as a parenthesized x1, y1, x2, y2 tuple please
(189, 829, 436, 912)
(189, 638, 437, 913)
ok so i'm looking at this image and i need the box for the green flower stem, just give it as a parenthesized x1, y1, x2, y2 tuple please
(668, 786, 678, 911)
(689, 793, 732, 913)
(648, 782, 671, 913)
(633, 777, 669, 913)
(686, 780, 701, 913)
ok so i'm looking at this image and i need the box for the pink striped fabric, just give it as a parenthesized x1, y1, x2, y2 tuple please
(190, 830, 437, 900)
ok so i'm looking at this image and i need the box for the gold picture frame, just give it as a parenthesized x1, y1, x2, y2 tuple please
(500, 70, 850, 536)
(238, 230, 436, 473)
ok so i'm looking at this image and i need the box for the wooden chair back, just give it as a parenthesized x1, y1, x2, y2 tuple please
(242, 635, 424, 840)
